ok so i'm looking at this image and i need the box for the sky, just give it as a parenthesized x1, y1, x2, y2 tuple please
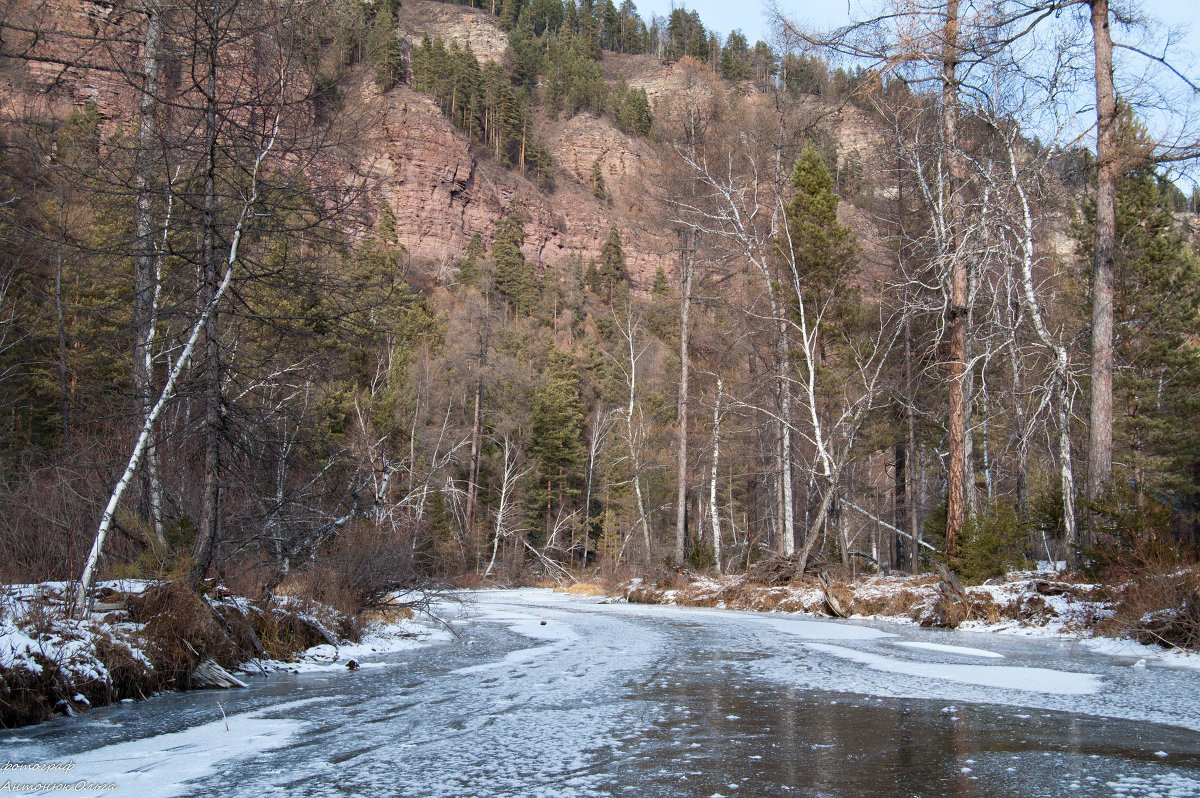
(633, 0, 1200, 185)
(633, 0, 1199, 53)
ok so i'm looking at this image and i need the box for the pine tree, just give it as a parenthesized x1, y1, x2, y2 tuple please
(597, 226, 626, 302)
(591, 158, 608, 202)
(720, 31, 751, 82)
(493, 202, 536, 314)
(529, 347, 586, 540)
(782, 146, 858, 319)
(651, 265, 669, 296)
(377, 199, 398, 246)
(367, 4, 405, 92)
(1079, 154, 1200, 509)
(458, 232, 486, 287)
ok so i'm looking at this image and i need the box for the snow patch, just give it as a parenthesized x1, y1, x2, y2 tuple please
(1, 711, 300, 797)
(803, 642, 1103, 694)
(894, 641, 1004, 659)
(749, 615, 895, 641)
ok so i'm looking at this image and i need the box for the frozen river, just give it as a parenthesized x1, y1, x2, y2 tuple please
(5, 588, 1200, 797)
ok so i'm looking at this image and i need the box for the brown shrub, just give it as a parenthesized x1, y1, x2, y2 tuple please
(851, 589, 924, 617)
(248, 607, 337, 661)
(92, 632, 157, 702)
(626, 585, 665, 604)
(1103, 569, 1200, 650)
(128, 582, 241, 687)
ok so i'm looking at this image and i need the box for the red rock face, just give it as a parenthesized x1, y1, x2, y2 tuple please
(1, 0, 676, 290)
(360, 80, 673, 290)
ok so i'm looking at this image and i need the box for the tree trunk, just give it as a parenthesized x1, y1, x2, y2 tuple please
(673, 230, 694, 567)
(465, 306, 488, 540)
(133, 0, 165, 545)
(894, 439, 906, 571)
(192, 41, 222, 587)
(709, 378, 723, 573)
(907, 319, 920, 574)
(776, 317, 795, 557)
(942, 0, 968, 555)
(1087, 0, 1117, 549)
(55, 213, 69, 442)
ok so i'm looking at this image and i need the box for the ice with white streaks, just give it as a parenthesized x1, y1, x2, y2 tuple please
(804, 641, 1102, 693)
(894, 640, 1006, 658)
(7, 589, 1199, 798)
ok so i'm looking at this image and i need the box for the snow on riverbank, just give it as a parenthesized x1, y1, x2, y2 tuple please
(0, 581, 449, 727)
(612, 569, 1200, 669)
(241, 613, 455, 675)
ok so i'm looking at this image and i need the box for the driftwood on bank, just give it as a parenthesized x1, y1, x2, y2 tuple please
(744, 551, 831, 586)
(818, 572, 850, 618)
(190, 658, 248, 689)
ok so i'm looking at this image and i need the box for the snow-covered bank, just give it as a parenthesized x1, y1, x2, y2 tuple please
(239, 613, 455, 675)
(0, 581, 448, 728)
(608, 568, 1200, 668)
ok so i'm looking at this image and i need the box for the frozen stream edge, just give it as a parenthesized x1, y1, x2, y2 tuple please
(3, 588, 1199, 798)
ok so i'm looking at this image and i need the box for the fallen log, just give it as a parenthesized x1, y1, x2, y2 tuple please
(818, 572, 851, 619)
(190, 658, 248, 690)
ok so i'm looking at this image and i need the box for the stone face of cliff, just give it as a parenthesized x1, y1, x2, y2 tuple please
(384, 1, 675, 288)
(0, 0, 676, 289)
(396, 0, 511, 64)
(1, 0, 896, 293)
(356, 77, 672, 290)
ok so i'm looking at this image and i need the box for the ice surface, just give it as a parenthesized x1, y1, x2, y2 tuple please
(894, 641, 1005, 658)
(2, 712, 299, 797)
(802, 642, 1102, 694)
(10, 588, 1199, 798)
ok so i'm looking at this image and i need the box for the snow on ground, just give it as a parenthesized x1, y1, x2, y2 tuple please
(0, 581, 153, 705)
(622, 569, 1200, 670)
(0, 710, 301, 797)
(242, 615, 454, 675)
(0, 580, 451, 724)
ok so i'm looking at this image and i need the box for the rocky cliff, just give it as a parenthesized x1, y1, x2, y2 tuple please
(0, 0, 891, 292)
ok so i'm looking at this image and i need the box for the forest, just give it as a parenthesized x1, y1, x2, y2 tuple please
(0, 0, 1198, 654)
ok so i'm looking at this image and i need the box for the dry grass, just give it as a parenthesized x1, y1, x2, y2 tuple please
(557, 582, 609, 597)
(851, 588, 925, 617)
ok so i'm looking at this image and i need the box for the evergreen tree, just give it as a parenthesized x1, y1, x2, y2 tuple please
(597, 226, 626, 302)
(529, 347, 586, 539)
(367, 4, 405, 91)
(591, 158, 608, 202)
(651, 264, 669, 296)
(1078, 131, 1200, 509)
(493, 202, 537, 313)
(458, 232, 486, 287)
(720, 30, 751, 83)
(782, 146, 858, 316)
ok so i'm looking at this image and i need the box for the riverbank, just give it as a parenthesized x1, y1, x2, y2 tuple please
(0, 580, 444, 728)
(581, 565, 1200, 668)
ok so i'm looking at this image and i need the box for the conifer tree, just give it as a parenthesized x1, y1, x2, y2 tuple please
(597, 226, 626, 302)
(591, 158, 608, 202)
(783, 146, 858, 324)
(651, 265, 669, 297)
(1077, 123, 1200, 510)
(458, 232, 486, 287)
(529, 347, 586, 540)
(493, 203, 536, 314)
(368, 4, 405, 91)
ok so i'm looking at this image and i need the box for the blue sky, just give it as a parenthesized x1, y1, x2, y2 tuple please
(633, 1, 1199, 184)
(633, 0, 1199, 53)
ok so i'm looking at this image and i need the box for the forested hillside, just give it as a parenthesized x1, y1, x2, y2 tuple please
(1, 0, 1198, 647)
